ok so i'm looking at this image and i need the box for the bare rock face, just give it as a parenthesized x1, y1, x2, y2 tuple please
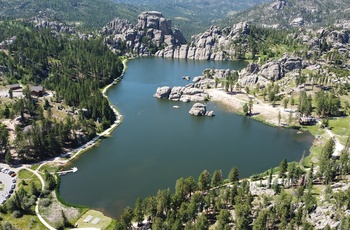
(291, 17, 304, 27)
(280, 56, 303, 71)
(154, 86, 172, 99)
(103, 11, 186, 56)
(246, 62, 260, 74)
(32, 16, 75, 34)
(189, 103, 207, 116)
(271, 0, 286, 10)
(326, 30, 349, 44)
(260, 62, 284, 81)
(156, 22, 250, 61)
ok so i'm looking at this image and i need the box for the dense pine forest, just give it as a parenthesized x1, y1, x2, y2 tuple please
(0, 21, 123, 163)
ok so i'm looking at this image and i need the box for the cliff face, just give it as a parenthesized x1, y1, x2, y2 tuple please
(155, 22, 250, 61)
(102, 11, 187, 56)
(102, 12, 252, 61)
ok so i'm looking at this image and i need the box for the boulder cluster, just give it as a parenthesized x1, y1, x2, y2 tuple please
(239, 55, 304, 86)
(103, 11, 187, 56)
(189, 103, 215, 117)
(153, 84, 208, 103)
(153, 84, 215, 117)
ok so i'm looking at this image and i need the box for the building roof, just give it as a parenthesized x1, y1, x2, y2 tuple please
(31, 86, 44, 92)
(7, 84, 21, 89)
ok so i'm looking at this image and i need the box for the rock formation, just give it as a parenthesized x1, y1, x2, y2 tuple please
(155, 22, 250, 60)
(188, 103, 215, 116)
(32, 16, 75, 34)
(189, 103, 207, 116)
(154, 84, 209, 102)
(271, 0, 287, 10)
(239, 55, 304, 86)
(103, 11, 187, 56)
(153, 86, 172, 99)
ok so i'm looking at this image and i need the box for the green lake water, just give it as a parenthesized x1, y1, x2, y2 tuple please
(59, 57, 314, 218)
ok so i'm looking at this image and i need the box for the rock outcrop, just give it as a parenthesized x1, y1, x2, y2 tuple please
(154, 84, 209, 102)
(32, 16, 75, 34)
(103, 11, 187, 56)
(153, 86, 172, 99)
(239, 55, 304, 86)
(271, 0, 287, 10)
(188, 103, 214, 116)
(155, 22, 250, 60)
(189, 103, 207, 116)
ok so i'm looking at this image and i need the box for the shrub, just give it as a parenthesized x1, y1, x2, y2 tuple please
(11, 210, 22, 218)
(40, 198, 51, 207)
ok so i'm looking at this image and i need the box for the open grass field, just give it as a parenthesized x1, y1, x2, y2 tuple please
(328, 117, 350, 145)
(75, 210, 115, 229)
(0, 213, 45, 229)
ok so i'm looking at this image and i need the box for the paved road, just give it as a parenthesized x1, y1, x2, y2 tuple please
(324, 128, 345, 157)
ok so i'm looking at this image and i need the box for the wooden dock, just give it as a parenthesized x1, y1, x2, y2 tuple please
(58, 167, 78, 176)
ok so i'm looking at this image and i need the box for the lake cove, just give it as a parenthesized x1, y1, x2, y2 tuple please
(59, 57, 314, 218)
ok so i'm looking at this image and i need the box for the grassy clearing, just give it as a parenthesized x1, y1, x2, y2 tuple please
(328, 117, 350, 145)
(38, 162, 61, 174)
(17, 169, 42, 193)
(75, 210, 113, 229)
(30, 164, 40, 171)
(312, 185, 325, 196)
(0, 213, 45, 229)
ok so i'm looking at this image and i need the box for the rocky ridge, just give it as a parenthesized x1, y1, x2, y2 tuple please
(32, 16, 75, 34)
(155, 22, 250, 60)
(103, 11, 187, 56)
(228, 0, 350, 29)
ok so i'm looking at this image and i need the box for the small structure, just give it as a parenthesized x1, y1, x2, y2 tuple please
(299, 116, 316, 125)
(57, 167, 78, 176)
(7, 84, 21, 91)
(31, 86, 45, 97)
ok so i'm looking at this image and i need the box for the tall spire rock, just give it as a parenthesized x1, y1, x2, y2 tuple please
(103, 11, 186, 56)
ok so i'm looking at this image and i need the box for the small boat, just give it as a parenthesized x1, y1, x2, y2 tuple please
(173, 105, 180, 109)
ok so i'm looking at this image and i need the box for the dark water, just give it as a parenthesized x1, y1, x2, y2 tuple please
(59, 57, 313, 218)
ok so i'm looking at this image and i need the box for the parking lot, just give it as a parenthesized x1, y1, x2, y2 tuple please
(0, 167, 16, 205)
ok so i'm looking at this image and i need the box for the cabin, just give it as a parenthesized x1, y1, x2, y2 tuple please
(7, 84, 21, 91)
(31, 86, 45, 97)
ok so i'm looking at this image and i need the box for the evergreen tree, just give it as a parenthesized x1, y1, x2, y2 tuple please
(228, 166, 239, 184)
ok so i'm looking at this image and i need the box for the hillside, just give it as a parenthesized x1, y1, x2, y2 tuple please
(224, 0, 350, 29)
(0, 0, 139, 29)
(111, 0, 272, 38)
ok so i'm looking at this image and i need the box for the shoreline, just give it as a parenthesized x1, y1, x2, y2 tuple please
(205, 88, 292, 127)
(60, 58, 128, 163)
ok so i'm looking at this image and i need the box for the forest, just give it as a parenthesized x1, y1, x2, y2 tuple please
(0, 21, 123, 163)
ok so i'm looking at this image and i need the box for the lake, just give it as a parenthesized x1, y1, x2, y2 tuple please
(59, 57, 314, 218)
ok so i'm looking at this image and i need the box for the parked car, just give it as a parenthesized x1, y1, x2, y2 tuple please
(9, 189, 13, 194)
(12, 178, 16, 183)
(11, 184, 15, 189)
